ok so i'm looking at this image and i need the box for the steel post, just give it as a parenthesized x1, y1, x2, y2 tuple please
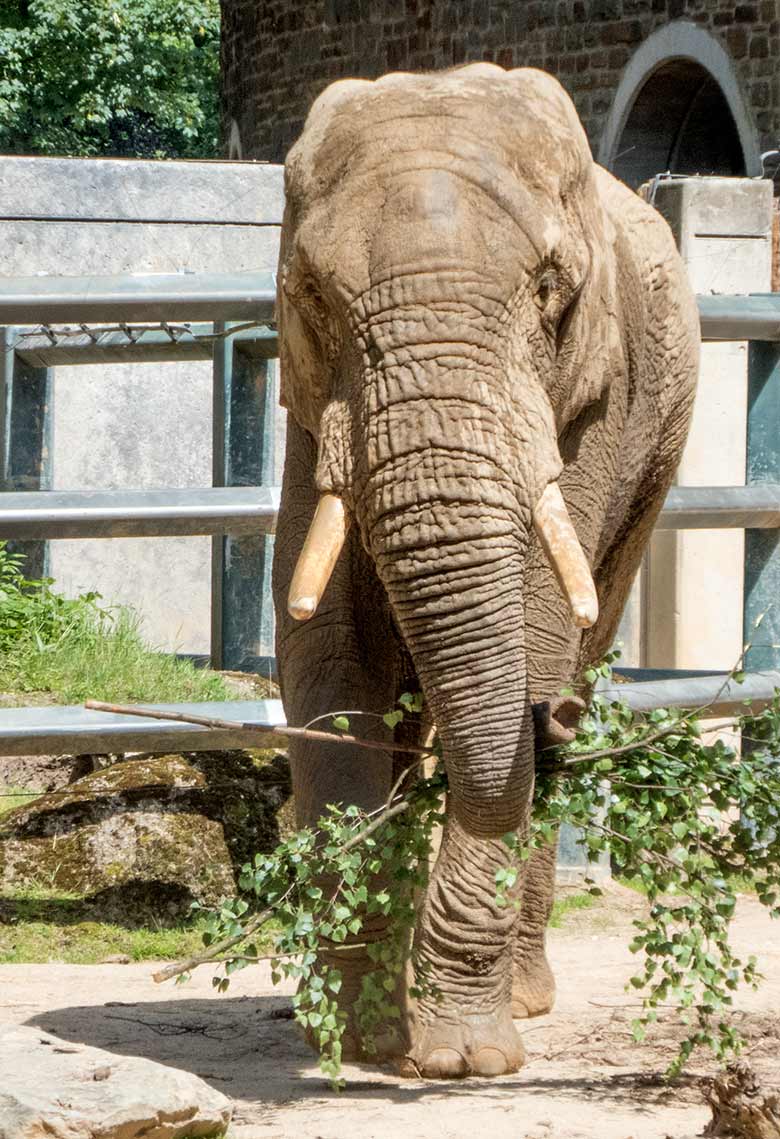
(221, 353, 278, 677)
(745, 342, 780, 670)
(1, 327, 52, 577)
(211, 325, 278, 676)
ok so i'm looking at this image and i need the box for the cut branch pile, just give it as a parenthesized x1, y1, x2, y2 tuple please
(705, 1063, 780, 1139)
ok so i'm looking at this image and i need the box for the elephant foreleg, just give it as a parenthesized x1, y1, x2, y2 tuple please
(401, 814, 527, 1078)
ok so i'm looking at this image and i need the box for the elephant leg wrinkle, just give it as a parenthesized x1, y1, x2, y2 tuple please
(401, 814, 527, 1078)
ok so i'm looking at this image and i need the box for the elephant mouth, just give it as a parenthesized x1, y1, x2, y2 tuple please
(287, 482, 598, 630)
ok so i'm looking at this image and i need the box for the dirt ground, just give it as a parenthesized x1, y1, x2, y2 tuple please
(1, 886, 778, 1139)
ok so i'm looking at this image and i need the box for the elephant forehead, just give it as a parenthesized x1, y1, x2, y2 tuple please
(288, 69, 584, 211)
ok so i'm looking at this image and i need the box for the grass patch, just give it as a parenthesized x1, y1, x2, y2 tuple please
(0, 785, 37, 817)
(0, 541, 228, 705)
(549, 891, 596, 928)
(0, 890, 279, 965)
(0, 608, 228, 705)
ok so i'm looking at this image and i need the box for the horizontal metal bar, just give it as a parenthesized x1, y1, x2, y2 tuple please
(0, 283, 778, 342)
(13, 323, 278, 367)
(656, 484, 780, 529)
(698, 294, 780, 341)
(0, 700, 287, 757)
(2, 670, 777, 757)
(597, 670, 780, 716)
(0, 271, 277, 325)
(2, 483, 778, 543)
(0, 487, 280, 539)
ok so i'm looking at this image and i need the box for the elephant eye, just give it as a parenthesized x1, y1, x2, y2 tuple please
(534, 269, 559, 313)
(284, 266, 342, 364)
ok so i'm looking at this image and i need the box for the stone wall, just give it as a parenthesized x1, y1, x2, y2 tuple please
(220, 0, 780, 165)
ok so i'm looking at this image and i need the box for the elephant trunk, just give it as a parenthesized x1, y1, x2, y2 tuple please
(372, 495, 535, 838)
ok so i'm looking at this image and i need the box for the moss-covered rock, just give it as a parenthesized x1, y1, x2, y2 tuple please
(0, 749, 291, 919)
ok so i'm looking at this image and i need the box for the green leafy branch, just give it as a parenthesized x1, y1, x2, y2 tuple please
(500, 659, 780, 1075)
(148, 666, 780, 1084)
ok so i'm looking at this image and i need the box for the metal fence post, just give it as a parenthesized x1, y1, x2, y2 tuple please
(1, 326, 52, 578)
(211, 323, 278, 677)
(744, 341, 780, 670)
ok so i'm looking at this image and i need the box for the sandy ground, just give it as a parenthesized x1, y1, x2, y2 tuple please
(1, 888, 778, 1139)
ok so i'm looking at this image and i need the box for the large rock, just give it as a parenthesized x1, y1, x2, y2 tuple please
(0, 1024, 231, 1138)
(0, 749, 291, 918)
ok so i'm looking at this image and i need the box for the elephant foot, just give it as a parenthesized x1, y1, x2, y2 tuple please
(511, 953, 556, 1019)
(398, 1005, 525, 1079)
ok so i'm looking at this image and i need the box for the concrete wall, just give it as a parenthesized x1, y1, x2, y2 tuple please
(646, 176, 773, 672)
(0, 156, 284, 654)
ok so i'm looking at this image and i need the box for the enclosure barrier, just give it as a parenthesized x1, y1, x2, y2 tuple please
(1, 272, 780, 753)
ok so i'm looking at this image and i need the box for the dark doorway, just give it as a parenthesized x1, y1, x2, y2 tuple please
(612, 59, 746, 188)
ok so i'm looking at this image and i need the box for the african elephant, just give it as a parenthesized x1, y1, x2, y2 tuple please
(272, 63, 698, 1079)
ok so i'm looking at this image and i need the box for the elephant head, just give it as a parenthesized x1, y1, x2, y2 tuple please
(277, 65, 623, 838)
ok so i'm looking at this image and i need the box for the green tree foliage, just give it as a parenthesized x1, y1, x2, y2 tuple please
(0, 0, 219, 158)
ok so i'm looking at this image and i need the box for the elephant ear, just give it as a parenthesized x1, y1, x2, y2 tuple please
(549, 171, 626, 430)
(278, 77, 371, 438)
(277, 207, 327, 438)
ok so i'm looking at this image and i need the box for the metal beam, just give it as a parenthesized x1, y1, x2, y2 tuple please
(0, 700, 288, 757)
(0, 487, 280, 540)
(0, 669, 777, 757)
(698, 294, 780, 341)
(2, 283, 779, 342)
(0, 271, 277, 325)
(656, 484, 780, 529)
(3, 483, 780, 544)
(12, 323, 278, 367)
(597, 670, 780, 715)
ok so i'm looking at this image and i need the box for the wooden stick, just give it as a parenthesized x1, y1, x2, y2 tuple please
(83, 699, 435, 759)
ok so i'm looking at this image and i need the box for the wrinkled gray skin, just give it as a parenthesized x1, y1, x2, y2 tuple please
(272, 64, 699, 1079)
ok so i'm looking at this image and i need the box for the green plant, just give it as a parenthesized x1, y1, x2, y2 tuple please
(0, 0, 219, 158)
(0, 543, 105, 653)
(193, 755, 445, 1085)
(0, 541, 227, 703)
(500, 658, 780, 1075)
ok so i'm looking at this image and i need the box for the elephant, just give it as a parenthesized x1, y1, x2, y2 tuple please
(271, 62, 699, 1079)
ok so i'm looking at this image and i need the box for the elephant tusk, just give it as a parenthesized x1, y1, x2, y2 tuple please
(288, 493, 349, 621)
(532, 482, 599, 629)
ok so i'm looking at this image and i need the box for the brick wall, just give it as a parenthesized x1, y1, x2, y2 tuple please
(220, 0, 780, 167)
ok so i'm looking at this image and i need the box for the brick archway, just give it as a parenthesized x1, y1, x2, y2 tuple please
(597, 21, 761, 188)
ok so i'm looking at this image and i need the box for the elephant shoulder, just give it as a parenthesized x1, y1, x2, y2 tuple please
(593, 166, 699, 438)
(592, 165, 679, 257)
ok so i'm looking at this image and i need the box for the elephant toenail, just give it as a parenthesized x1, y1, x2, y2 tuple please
(422, 1047, 468, 1079)
(473, 1047, 509, 1076)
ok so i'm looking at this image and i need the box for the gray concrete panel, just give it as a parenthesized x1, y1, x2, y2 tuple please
(0, 156, 285, 225)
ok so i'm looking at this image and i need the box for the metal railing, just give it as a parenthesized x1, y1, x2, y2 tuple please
(1, 274, 779, 753)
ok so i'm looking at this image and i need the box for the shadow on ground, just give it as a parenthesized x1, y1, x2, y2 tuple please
(24, 995, 693, 1117)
